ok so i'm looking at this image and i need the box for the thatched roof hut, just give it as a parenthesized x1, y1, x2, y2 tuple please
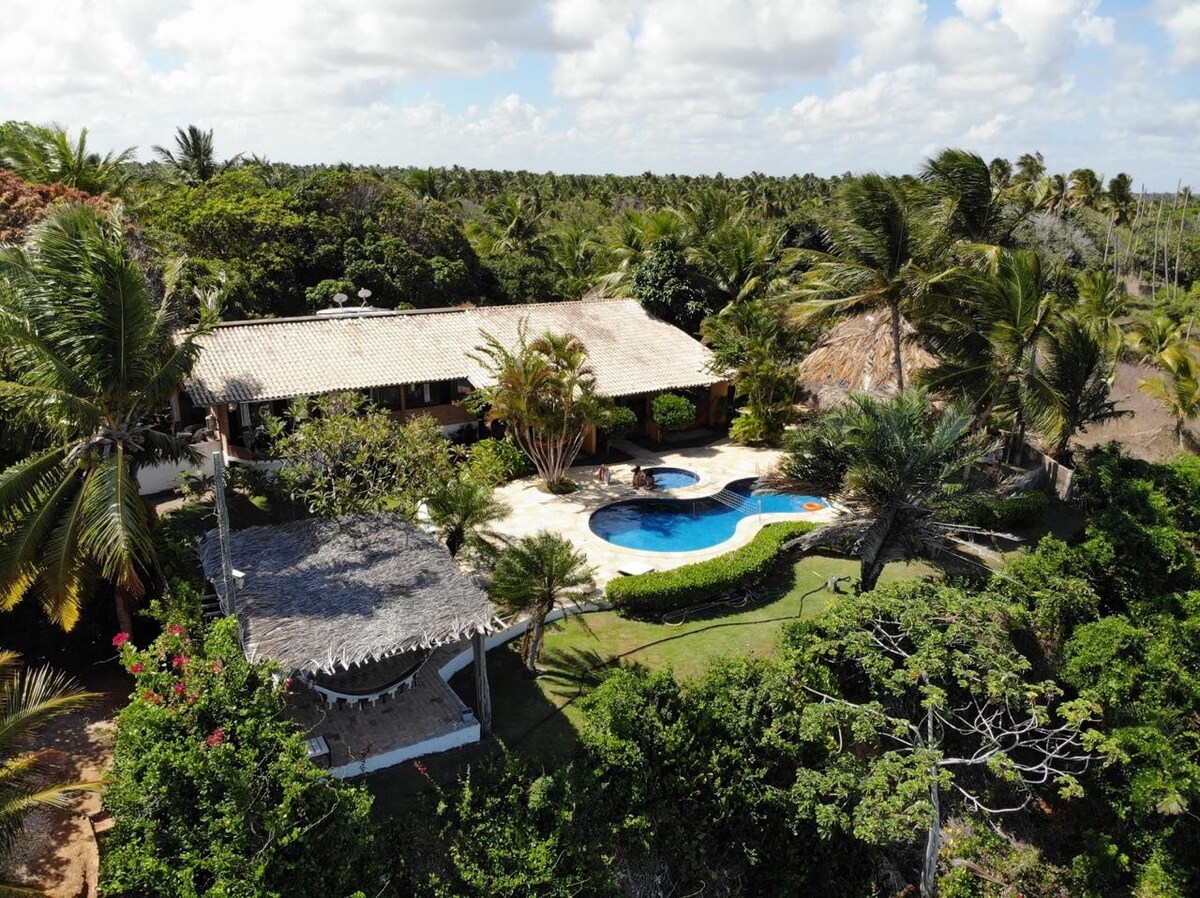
(796, 311, 939, 407)
(199, 513, 500, 675)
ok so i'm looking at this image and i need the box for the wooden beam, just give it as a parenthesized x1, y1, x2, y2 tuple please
(472, 631, 493, 736)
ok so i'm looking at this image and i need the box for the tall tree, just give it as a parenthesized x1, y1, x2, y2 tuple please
(489, 531, 594, 674)
(468, 328, 609, 490)
(1138, 356, 1200, 449)
(780, 388, 991, 592)
(793, 175, 942, 391)
(0, 122, 134, 197)
(0, 204, 206, 632)
(0, 651, 99, 887)
(152, 124, 239, 186)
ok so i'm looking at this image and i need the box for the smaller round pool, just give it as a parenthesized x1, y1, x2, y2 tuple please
(644, 467, 699, 489)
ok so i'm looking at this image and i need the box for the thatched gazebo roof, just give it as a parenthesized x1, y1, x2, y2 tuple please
(199, 513, 500, 675)
(796, 311, 939, 407)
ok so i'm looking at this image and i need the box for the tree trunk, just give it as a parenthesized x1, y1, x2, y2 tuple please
(472, 631, 493, 736)
(921, 703, 942, 898)
(860, 556, 886, 594)
(890, 299, 905, 393)
(524, 612, 546, 674)
(115, 584, 135, 635)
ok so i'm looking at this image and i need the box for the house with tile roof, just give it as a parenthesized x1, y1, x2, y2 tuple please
(183, 298, 730, 456)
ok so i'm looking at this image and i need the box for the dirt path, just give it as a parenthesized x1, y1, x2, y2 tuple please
(3, 665, 129, 898)
(1072, 361, 1183, 462)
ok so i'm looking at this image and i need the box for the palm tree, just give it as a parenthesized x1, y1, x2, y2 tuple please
(921, 249, 1059, 439)
(1013, 152, 1046, 187)
(469, 194, 545, 256)
(688, 222, 785, 309)
(467, 328, 608, 490)
(489, 531, 594, 674)
(792, 175, 943, 391)
(1067, 168, 1104, 211)
(780, 389, 989, 593)
(1139, 357, 1200, 449)
(1124, 314, 1197, 372)
(596, 209, 684, 294)
(424, 475, 511, 560)
(1075, 269, 1129, 357)
(1, 651, 100, 887)
(152, 125, 239, 186)
(920, 148, 1014, 247)
(1030, 315, 1127, 460)
(0, 204, 208, 632)
(0, 122, 134, 197)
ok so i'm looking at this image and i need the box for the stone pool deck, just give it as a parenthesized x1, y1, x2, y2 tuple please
(491, 438, 836, 590)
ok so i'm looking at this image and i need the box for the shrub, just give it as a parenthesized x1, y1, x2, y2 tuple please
(969, 490, 1051, 529)
(466, 437, 535, 486)
(651, 393, 697, 433)
(102, 618, 380, 897)
(606, 521, 817, 616)
(600, 405, 638, 442)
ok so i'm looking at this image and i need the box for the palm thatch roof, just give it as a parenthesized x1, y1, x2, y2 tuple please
(796, 311, 939, 407)
(199, 513, 499, 675)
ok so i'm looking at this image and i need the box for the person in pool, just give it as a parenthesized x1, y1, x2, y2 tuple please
(644, 470, 656, 490)
(632, 465, 644, 488)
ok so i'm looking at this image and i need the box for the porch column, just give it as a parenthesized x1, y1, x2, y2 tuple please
(472, 631, 493, 736)
(211, 405, 231, 454)
(583, 422, 598, 455)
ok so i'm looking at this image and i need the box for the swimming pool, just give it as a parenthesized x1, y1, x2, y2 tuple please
(589, 477, 828, 553)
(643, 467, 699, 489)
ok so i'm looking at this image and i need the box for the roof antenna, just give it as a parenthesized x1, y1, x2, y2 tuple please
(357, 288, 372, 307)
(332, 292, 348, 311)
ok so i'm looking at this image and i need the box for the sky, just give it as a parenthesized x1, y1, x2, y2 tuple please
(1, 0, 1197, 188)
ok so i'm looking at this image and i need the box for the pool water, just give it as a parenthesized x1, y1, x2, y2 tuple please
(589, 477, 828, 553)
(643, 467, 699, 489)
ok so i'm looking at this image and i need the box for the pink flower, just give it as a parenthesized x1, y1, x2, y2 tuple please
(168, 625, 186, 637)
(129, 662, 145, 674)
(173, 681, 187, 696)
(144, 690, 161, 704)
(206, 727, 225, 747)
(412, 760, 428, 775)
(112, 632, 130, 648)
(171, 655, 188, 670)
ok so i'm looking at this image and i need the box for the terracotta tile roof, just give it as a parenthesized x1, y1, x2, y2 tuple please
(185, 298, 721, 405)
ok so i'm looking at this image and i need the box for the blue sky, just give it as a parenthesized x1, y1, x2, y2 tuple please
(1, 0, 1196, 188)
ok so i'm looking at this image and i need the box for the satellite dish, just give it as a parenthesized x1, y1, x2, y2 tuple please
(332, 292, 348, 309)
(357, 288, 372, 305)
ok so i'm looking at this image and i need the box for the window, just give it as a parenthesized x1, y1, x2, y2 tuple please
(404, 380, 455, 409)
(371, 386, 403, 410)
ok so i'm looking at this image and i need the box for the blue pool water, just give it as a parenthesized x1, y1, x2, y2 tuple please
(590, 478, 828, 553)
(644, 467, 699, 488)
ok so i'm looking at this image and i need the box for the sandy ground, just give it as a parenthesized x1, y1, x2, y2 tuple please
(3, 666, 128, 898)
(1071, 360, 1186, 462)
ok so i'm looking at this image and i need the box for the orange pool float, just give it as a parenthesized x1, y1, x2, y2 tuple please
(803, 501, 825, 511)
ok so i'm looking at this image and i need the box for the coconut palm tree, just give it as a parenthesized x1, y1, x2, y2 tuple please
(780, 388, 990, 593)
(596, 209, 684, 295)
(1029, 314, 1127, 460)
(424, 475, 511, 560)
(791, 175, 944, 392)
(152, 125, 239, 186)
(921, 249, 1060, 439)
(489, 531, 594, 674)
(1139, 357, 1200, 449)
(1075, 269, 1130, 357)
(0, 204, 208, 632)
(920, 148, 1018, 248)
(688, 222, 786, 309)
(1124, 314, 1197, 372)
(1, 651, 100, 888)
(0, 122, 134, 198)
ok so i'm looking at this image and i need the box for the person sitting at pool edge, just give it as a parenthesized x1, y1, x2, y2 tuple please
(632, 465, 644, 488)
(597, 463, 611, 484)
(644, 471, 656, 490)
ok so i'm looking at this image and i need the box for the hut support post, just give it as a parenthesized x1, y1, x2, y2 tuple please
(472, 632, 493, 736)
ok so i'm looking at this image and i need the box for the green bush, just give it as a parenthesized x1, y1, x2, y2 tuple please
(969, 490, 1051, 529)
(466, 437, 535, 486)
(606, 521, 818, 616)
(651, 392, 697, 432)
(102, 618, 380, 897)
(600, 405, 638, 441)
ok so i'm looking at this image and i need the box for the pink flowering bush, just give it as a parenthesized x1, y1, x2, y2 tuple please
(102, 618, 379, 896)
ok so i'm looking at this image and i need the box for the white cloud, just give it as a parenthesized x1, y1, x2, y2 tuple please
(1156, 0, 1200, 66)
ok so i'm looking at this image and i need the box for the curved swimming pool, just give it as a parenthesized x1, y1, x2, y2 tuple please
(589, 477, 828, 553)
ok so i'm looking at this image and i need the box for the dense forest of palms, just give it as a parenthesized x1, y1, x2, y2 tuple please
(3, 121, 1200, 898)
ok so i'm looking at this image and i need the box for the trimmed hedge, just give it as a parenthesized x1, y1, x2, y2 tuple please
(969, 490, 1051, 530)
(606, 521, 818, 617)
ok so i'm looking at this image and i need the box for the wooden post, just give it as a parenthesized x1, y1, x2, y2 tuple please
(472, 631, 493, 736)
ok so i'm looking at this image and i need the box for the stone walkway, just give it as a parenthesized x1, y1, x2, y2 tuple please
(491, 438, 835, 590)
